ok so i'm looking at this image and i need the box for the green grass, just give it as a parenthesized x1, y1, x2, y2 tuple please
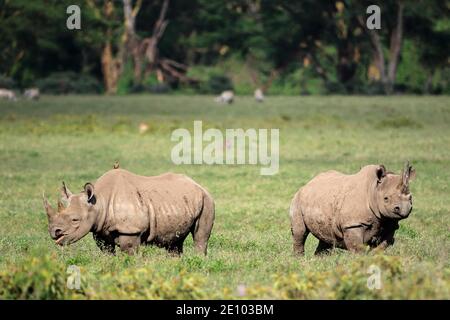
(0, 95, 449, 299)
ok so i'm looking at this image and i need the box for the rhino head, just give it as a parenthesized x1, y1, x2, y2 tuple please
(374, 161, 416, 219)
(43, 182, 97, 246)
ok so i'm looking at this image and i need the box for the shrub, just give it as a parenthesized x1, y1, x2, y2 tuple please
(36, 72, 102, 94)
(206, 75, 233, 94)
(0, 255, 83, 299)
(1, 254, 447, 300)
(85, 269, 208, 300)
(0, 255, 207, 300)
(0, 75, 16, 89)
(236, 254, 449, 300)
(129, 83, 171, 94)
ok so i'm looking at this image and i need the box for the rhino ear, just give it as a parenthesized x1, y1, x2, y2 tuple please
(43, 192, 56, 218)
(60, 181, 72, 201)
(376, 165, 386, 183)
(84, 183, 96, 204)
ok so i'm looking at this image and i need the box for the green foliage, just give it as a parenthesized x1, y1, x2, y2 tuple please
(207, 75, 234, 94)
(36, 72, 102, 94)
(276, 255, 448, 300)
(117, 62, 135, 95)
(0, 75, 16, 89)
(86, 268, 207, 300)
(396, 41, 428, 93)
(1, 1, 447, 94)
(0, 253, 447, 300)
(0, 254, 82, 299)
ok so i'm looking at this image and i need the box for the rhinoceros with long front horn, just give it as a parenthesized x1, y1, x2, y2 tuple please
(43, 167, 215, 255)
(290, 162, 416, 255)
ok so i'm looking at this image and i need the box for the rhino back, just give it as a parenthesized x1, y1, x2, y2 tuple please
(94, 169, 205, 241)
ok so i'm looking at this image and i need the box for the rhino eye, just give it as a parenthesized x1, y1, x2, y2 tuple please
(384, 196, 389, 202)
(72, 218, 80, 222)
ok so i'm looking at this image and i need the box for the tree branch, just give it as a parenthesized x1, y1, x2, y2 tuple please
(132, 0, 143, 18)
(153, 0, 170, 39)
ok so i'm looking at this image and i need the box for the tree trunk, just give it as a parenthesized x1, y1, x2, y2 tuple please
(101, 41, 120, 94)
(337, 42, 358, 92)
(368, 30, 389, 92)
(101, 1, 122, 94)
(386, 1, 404, 92)
(123, 0, 143, 84)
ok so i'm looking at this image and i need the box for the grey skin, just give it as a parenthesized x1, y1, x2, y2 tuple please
(290, 162, 416, 255)
(43, 168, 215, 255)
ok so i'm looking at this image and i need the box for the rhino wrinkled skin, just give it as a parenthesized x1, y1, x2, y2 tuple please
(44, 168, 215, 255)
(290, 163, 415, 255)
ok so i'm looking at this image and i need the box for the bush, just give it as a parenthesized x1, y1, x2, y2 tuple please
(129, 83, 171, 94)
(0, 255, 83, 299)
(0, 75, 16, 89)
(204, 75, 233, 94)
(36, 72, 102, 94)
(85, 269, 208, 300)
(235, 254, 449, 300)
(0, 254, 448, 300)
(0, 255, 206, 300)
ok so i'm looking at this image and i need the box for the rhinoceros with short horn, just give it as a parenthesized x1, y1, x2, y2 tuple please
(43, 167, 215, 255)
(290, 162, 415, 255)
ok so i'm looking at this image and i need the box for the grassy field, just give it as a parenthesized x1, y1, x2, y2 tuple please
(0, 95, 449, 299)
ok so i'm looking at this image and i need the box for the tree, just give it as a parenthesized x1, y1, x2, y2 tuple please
(404, 0, 449, 93)
(0, 0, 86, 86)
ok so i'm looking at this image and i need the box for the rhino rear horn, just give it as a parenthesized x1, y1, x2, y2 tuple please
(60, 181, 72, 201)
(42, 192, 56, 217)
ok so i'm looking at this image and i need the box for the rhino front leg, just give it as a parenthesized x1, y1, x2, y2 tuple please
(343, 227, 366, 253)
(375, 237, 395, 250)
(93, 233, 116, 254)
(373, 221, 399, 250)
(373, 228, 397, 250)
(314, 240, 333, 255)
(167, 240, 184, 256)
(118, 234, 141, 255)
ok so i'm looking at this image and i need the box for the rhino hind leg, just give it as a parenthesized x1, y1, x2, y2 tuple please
(291, 224, 309, 256)
(290, 201, 309, 256)
(314, 240, 333, 255)
(291, 216, 309, 256)
(191, 193, 215, 256)
(118, 234, 141, 255)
